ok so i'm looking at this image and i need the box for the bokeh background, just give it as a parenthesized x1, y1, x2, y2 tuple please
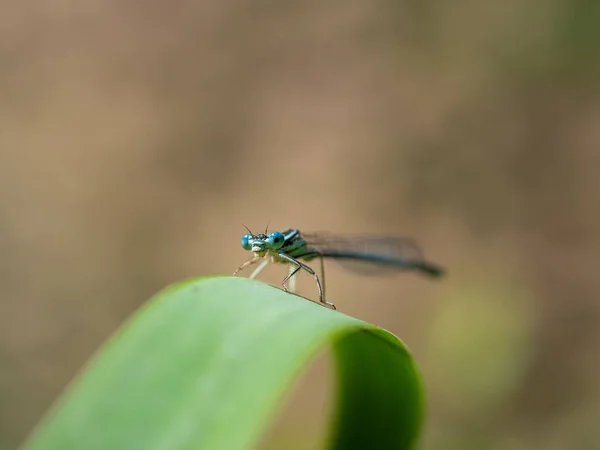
(2, 1, 599, 449)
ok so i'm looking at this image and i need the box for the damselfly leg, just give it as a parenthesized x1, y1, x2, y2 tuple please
(278, 253, 335, 310)
(233, 256, 259, 276)
(249, 259, 269, 279)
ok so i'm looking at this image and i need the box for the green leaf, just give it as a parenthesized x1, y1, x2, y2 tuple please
(21, 276, 424, 450)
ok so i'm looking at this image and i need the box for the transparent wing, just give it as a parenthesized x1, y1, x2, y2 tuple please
(301, 233, 432, 276)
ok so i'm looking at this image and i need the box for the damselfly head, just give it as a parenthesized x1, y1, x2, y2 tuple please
(240, 230, 285, 255)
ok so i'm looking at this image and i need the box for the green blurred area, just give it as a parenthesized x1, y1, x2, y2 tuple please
(1, 1, 599, 449)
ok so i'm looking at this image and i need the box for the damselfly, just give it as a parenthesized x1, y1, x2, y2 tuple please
(233, 227, 444, 310)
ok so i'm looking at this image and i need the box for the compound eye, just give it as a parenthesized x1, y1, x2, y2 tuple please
(241, 233, 252, 250)
(267, 231, 285, 249)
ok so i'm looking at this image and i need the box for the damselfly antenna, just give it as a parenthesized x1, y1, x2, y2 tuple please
(241, 223, 253, 235)
(264, 220, 271, 234)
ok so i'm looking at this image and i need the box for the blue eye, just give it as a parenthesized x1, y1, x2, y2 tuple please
(267, 231, 285, 249)
(241, 234, 252, 250)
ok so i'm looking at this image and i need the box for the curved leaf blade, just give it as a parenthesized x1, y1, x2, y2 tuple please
(22, 276, 423, 450)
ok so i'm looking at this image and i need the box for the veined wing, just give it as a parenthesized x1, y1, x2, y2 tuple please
(300, 233, 443, 277)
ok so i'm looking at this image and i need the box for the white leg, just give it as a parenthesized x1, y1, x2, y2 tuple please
(288, 264, 297, 293)
(249, 259, 269, 279)
(233, 256, 258, 275)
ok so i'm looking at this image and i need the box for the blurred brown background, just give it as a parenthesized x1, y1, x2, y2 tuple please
(1, 1, 599, 449)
